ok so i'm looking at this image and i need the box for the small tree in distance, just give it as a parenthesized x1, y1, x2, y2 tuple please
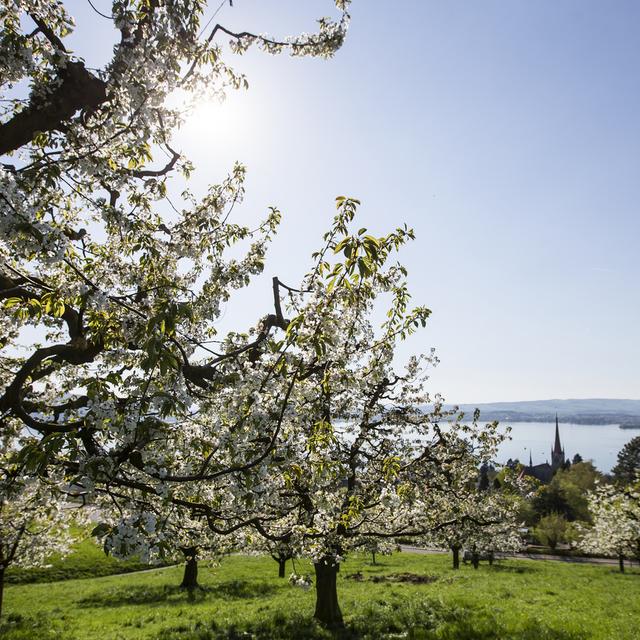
(535, 513, 568, 550)
(423, 465, 523, 570)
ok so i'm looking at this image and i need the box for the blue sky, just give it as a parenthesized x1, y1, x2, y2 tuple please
(73, 1, 640, 403)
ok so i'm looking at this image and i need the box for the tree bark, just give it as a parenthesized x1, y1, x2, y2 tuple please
(0, 566, 4, 620)
(371, 551, 376, 565)
(0, 62, 107, 156)
(452, 546, 460, 570)
(278, 557, 287, 578)
(472, 552, 479, 570)
(180, 547, 200, 591)
(313, 559, 343, 629)
(488, 552, 494, 566)
(619, 553, 625, 574)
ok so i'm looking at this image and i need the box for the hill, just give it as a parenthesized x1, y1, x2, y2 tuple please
(446, 398, 640, 425)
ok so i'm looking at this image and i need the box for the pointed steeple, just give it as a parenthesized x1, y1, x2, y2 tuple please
(529, 450, 533, 467)
(553, 413, 562, 455)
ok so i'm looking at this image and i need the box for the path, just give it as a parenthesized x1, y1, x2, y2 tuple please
(399, 545, 637, 567)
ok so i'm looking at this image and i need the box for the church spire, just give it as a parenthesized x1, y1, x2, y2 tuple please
(553, 413, 562, 456)
(529, 450, 533, 467)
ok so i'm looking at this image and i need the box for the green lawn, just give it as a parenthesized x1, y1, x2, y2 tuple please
(2, 552, 639, 639)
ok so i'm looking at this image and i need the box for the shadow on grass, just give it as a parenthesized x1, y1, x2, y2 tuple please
(77, 584, 184, 608)
(483, 563, 540, 574)
(346, 571, 438, 584)
(76, 580, 278, 609)
(157, 599, 589, 640)
(0, 603, 590, 640)
(0, 613, 78, 640)
(208, 580, 278, 599)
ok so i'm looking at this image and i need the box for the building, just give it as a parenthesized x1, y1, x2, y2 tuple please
(522, 414, 567, 483)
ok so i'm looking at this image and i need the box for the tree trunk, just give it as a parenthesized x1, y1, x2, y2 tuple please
(472, 552, 479, 570)
(314, 559, 343, 629)
(371, 551, 376, 565)
(278, 557, 287, 578)
(619, 553, 625, 574)
(0, 566, 4, 620)
(488, 552, 494, 566)
(452, 546, 460, 570)
(180, 547, 200, 591)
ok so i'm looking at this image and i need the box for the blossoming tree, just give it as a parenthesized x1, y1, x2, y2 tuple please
(0, 0, 352, 549)
(578, 483, 640, 572)
(0, 3, 520, 631)
(422, 467, 523, 570)
(81, 195, 508, 628)
(214, 201, 513, 627)
(0, 474, 74, 618)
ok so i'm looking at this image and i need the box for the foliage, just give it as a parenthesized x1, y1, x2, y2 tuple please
(548, 462, 602, 523)
(612, 436, 640, 485)
(534, 513, 569, 550)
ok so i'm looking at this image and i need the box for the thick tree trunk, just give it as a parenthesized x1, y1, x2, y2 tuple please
(278, 557, 287, 578)
(472, 552, 479, 570)
(180, 547, 200, 591)
(619, 553, 625, 573)
(452, 546, 460, 570)
(0, 566, 4, 620)
(488, 552, 494, 566)
(313, 559, 343, 629)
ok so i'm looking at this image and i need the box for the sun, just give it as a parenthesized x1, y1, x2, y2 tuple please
(181, 91, 258, 146)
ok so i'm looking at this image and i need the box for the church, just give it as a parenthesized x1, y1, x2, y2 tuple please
(522, 415, 567, 483)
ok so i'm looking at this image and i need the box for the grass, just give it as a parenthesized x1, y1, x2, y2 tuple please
(5, 529, 170, 585)
(2, 552, 640, 639)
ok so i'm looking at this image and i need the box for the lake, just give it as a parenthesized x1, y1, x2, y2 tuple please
(494, 421, 638, 473)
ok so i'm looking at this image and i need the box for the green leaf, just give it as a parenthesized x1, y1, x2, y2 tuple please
(91, 522, 111, 538)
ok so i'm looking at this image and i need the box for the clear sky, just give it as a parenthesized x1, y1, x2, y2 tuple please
(72, 1, 640, 403)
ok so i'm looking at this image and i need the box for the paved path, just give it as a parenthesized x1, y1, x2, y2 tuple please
(399, 545, 637, 568)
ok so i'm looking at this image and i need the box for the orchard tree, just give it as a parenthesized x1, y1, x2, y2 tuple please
(0, 474, 74, 618)
(268, 541, 296, 579)
(578, 483, 640, 572)
(424, 469, 523, 570)
(0, 0, 352, 547)
(248, 535, 297, 579)
(84, 196, 513, 629)
(219, 207, 512, 628)
(359, 536, 395, 566)
(93, 489, 229, 593)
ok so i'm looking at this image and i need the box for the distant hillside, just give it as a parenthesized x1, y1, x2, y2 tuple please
(444, 399, 640, 426)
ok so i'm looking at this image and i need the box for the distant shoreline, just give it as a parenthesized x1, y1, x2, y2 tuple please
(438, 399, 640, 427)
(467, 413, 640, 426)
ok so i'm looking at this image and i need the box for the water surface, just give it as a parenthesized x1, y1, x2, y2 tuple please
(495, 421, 638, 473)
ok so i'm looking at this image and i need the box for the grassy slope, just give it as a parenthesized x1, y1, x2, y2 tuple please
(2, 552, 640, 640)
(5, 532, 168, 584)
